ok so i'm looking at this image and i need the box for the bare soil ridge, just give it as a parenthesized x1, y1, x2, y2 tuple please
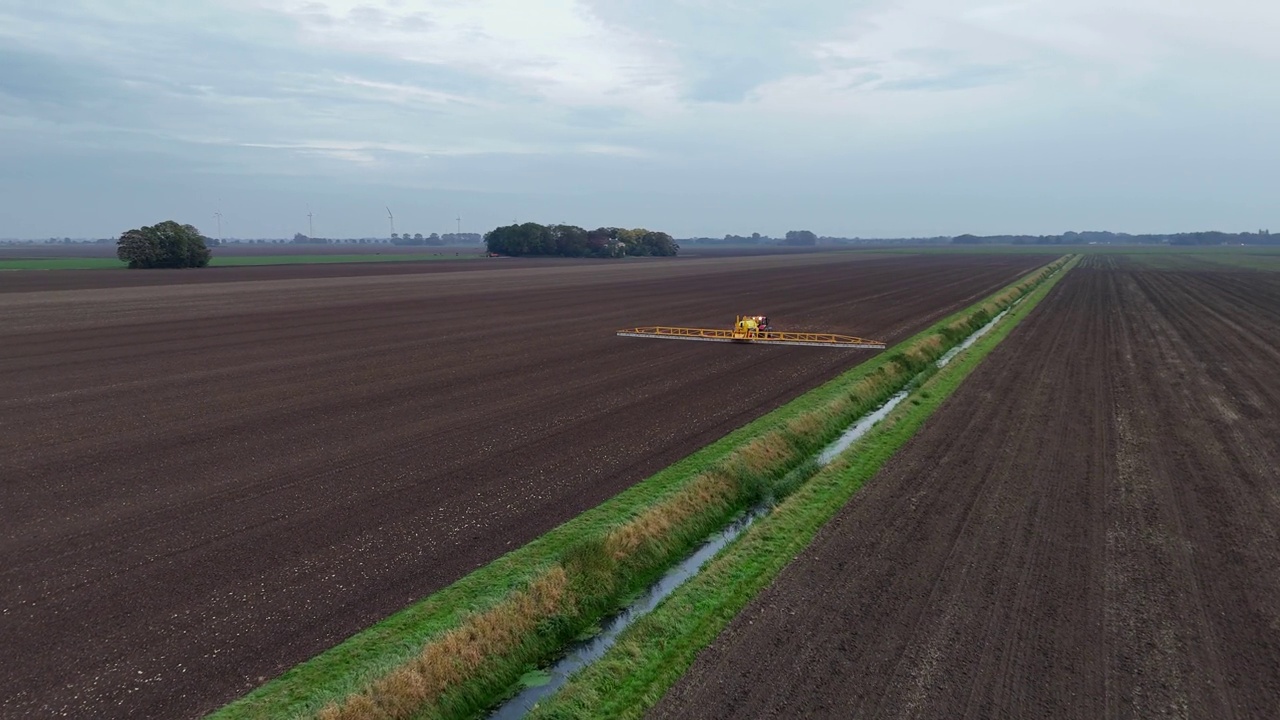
(653, 257, 1280, 718)
(0, 253, 1040, 719)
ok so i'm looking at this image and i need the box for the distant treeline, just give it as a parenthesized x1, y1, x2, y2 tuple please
(289, 232, 482, 245)
(391, 232, 482, 245)
(682, 228, 1279, 247)
(683, 231, 951, 246)
(953, 230, 1276, 246)
(485, 223, 679, 258)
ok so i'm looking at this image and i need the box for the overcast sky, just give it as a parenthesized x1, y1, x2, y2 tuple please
(1, 0, 1276, 239)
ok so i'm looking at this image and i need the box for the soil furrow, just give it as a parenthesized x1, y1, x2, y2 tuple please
(653, 259, 1280, 719)
(0, 252, 1042, 719)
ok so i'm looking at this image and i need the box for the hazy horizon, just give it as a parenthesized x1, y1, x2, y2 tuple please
(2, 1, 1276, 240)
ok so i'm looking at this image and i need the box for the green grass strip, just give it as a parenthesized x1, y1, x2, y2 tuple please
(210, 256, 1069, 720)
(0, 257, 127, 270)
(526, 254, 1083, 719)
(0, 254, 472, 271)
(209, 254, 472, 267)
(846, 245, 1280, 258)
(1120, 252, 1280, 272)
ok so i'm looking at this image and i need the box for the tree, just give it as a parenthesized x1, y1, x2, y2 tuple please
(485, 223, 677, 258)
(783, 230, 818, 246)
(116, 221, 211, 268)
(630, 229, 679, 256)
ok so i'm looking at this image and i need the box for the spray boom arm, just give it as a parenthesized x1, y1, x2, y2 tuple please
(617, 316, 885, 350)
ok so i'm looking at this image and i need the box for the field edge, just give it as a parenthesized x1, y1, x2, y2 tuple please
(208, 256, 1069, 720)
(525, 254, 1083, 719)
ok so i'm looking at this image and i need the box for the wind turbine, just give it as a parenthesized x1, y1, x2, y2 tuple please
(307, 204, 315, 239)
(386, 206, 395, 238)
(213, 210, 223, 242)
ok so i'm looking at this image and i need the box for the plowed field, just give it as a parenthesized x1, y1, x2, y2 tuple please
(655, 257, 1280, 719)
(0, 253, 1043, 719)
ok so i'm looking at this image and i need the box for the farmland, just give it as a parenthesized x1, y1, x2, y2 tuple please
(0, 252, 1043, 718)
(0, 243, 487, 271)
(654, 255, 1280, 718)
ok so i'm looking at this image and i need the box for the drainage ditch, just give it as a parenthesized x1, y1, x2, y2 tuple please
(489, 295, 1030, 718)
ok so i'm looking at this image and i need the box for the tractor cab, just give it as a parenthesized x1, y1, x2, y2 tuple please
(732, 315, 772, 339)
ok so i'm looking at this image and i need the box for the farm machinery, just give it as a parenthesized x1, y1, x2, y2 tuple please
(616, 315, 886, 350)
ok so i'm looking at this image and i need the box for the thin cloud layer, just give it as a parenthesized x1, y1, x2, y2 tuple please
(0, 0, 1275, 238)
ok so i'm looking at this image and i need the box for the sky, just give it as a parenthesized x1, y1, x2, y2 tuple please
(0, 0, 1276, 240)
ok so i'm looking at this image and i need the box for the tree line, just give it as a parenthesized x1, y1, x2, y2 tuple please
(485, 223, 679, 258)
(953, 230, 1276, 246)
(681, 230, 837, 246)
(391, 232, 483, 246)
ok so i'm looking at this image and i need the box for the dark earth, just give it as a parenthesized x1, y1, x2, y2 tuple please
(654, 256, 1280, 719)
(0, 252, 1044, 718)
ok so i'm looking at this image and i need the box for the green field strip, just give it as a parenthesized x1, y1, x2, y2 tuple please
(209, 256, 1070, 720)
(525, 254, 1083, 719)
(0, 254, 474, 271)
(209, 254, 474, 267)
(1120, 251, 1280, 272)
(0, 257, 128, 270)
(846, 245, 1280, 258)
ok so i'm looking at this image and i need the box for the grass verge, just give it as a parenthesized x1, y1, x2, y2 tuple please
(210, 256, 1071, 720)
(0, 254, 474, 271)
(210, 254, 474, 267)
(525, 254, 1082, 719)
(0, 257, 126, 270)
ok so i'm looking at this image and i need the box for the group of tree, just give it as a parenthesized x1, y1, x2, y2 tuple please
(391, 232, 443, 246)
(286, 236, 392, 245)
(684, 230, 924, 246)
(713, 233, 770, 244)
(782, 230, 818, 246)
(484, 223, 679, 258)
(116, 221, 211, 269)
(389, 232, 484, 246)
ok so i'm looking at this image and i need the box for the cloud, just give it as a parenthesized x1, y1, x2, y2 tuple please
(257, 0, 681, 110)
(584, 1, 854, 103)
(0, 0, 1277, 238)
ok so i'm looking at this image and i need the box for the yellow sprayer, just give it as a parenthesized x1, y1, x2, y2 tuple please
(616, 315, 885, 350)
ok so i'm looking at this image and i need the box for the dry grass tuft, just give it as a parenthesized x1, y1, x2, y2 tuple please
(905, 335, 944, 365)
(318, 568, 570, 720)
(604, 472, 738, 560)
(784, 411, 826, 440)
(725, 432, 793, 477)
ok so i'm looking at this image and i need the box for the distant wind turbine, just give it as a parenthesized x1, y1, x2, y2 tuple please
(386, 206, 395, 237)
(213, 210, 223, 241)
(307, 204, 315, 238)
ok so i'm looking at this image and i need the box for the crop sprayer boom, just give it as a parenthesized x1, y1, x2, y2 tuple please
(616, 315, 886, 350)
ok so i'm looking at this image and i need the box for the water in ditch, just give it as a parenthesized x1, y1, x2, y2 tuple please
(815, 388, 912, 466)
(935, 308, 1010, 368)
(819, 307, 1013, 466)
(489, 508, 767, 719)
(489, 304, 1017, 718)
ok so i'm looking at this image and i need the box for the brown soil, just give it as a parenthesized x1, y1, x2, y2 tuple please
(0, 249, 908, 295)
(653, 257, 1280, 719)
(0, 256, 574, 294)
(0, 252, 1042, 719)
